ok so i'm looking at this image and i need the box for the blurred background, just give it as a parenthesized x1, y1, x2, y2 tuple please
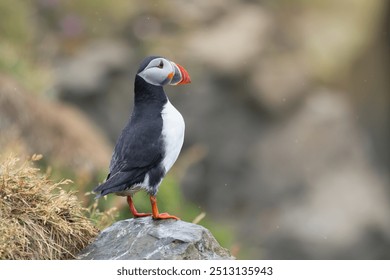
(0, 0, 389, 259)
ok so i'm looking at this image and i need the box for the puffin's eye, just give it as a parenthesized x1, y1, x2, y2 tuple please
(158, 60, 164, 68)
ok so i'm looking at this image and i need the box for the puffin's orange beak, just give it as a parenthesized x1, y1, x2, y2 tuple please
(170, 62, 191, 85)
(176, 63, 191, 85)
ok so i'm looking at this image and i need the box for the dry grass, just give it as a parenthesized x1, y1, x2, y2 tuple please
(0, 155, 98, 259)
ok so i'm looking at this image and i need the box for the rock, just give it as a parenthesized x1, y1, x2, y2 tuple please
(186, 4, 271, 73)
(54, 40, 136, 142)
(249, 54, 310, 115)
(55, 40, 132, 98)
(239, 89, 390, 259)
(78, 217, 233, 260)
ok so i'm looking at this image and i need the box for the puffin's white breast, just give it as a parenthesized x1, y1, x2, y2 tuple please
(161, 100, 185, 173)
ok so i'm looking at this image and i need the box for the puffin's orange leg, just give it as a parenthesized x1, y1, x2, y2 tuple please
(150, 196, 180, 220)
(127, 196, 151, 218)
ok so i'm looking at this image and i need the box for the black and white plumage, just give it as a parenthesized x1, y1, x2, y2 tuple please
(93, 56, 191, 220)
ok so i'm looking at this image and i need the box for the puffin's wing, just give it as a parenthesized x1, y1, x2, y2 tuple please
(111, 117, 164, 172)
(94, 118, 163, 197)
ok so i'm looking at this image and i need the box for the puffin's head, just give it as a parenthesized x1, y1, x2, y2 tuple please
(137, 56, 191, 87)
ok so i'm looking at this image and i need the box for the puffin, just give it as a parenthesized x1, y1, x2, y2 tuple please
(93, 56, 191, 220)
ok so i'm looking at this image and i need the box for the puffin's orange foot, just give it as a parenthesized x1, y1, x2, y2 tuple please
(127, 196, 152, 218)
(152, 212, 180, 220)
(149, 196, 180, 220)
(133, 212, 152, 218)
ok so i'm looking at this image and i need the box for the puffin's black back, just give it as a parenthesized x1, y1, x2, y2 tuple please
(93, 58, 168, 197)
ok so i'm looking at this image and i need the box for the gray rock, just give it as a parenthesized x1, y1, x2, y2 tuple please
(54, 40, 137, 142)
(55, 40, 132, 98)
(78, 217, 233, 260)
(186, 4, 270, 73)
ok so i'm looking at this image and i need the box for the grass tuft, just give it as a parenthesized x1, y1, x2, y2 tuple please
(0, 155, 98, 259)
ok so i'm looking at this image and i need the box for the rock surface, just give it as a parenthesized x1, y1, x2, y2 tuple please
(78, 217, 233, 260)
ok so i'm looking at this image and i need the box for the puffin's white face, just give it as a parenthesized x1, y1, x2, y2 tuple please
(137, 57, 191, 86)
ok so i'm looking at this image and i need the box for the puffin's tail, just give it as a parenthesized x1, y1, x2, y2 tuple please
(93, 171, 140, 198)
